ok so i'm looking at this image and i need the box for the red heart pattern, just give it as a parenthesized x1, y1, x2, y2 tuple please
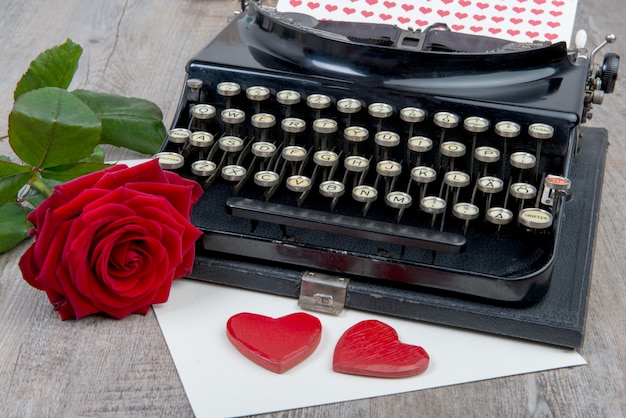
(333, 320, 430, 378)
(278, 0, 576, 43)
(226, 312, 322, 373)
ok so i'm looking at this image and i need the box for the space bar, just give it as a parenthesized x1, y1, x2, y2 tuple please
(226, 197, 466, 254)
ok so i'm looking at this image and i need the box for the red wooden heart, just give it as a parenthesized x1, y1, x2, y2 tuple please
(333, 320, 429, 378)
(226, 312, 322, 374)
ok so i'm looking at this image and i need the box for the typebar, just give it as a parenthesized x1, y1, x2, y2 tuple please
(226, 197, 466, 253)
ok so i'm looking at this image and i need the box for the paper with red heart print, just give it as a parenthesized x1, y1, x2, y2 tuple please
(226, 312, 322, 373)
(278, 0, 578, 44)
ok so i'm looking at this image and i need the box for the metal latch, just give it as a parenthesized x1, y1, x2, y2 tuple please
(298, 271, 349, 315)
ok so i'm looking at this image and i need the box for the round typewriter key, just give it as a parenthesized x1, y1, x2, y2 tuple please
(251, 141, 277, 158)
(486, 207, 513, 225)
(545, 175, 571, 191)
(453, 202, 480, 220)
(368, 103, 393, 119)
(219, 136, 245, 152)
(518, 207, 553, 229)
(286, 175, 312, 192)
(167, 128, 191, 144)
(386, 191, 412, 209)
(254, 170, 280, 187)
(190, 104, 216, 120)
(221, 164, 247, 181)
(463, 116, 490, 133)
(344, 126, 369, 142)
(251, 113, 276, 129)
(495, 121, 521, 138)
(313, 118, 338, 134)
(400, 107, 426, 123)
(344, 155, 370, 172)
(434, 111, 460, 129)
(376, 160, 402, 177)
(281, 117, 307, 133)
(528, 123, 554, 139)
(337, 98, 362, 114)
(420, 196, 446, 214)
(186, 79, 203, 102)
(440, 141, 466, 158)
(444, 171, 471, 188)
(186, 78, 203, 90)
(217, 82, 241, 97)
(221, 108, 246, 125)
(191, 160, 217, 177)
(407, 136, 433, 153)
(411, 166, 437, 184)
(246, 86, 271, 102)
(510, 182, 537, 200)
(306, 94, 331, 110)
(319, 180, 345, 197)
(474, 146, 500, 163)
(276, 90, 301, 105)
(153, 152, 184, 170)
(374, 131, 401, 148)
(352, 185, 378, 203)
(282, 146, 308, 162)
(510, 152, 536, 169)
(477, 176, 504, 193)
(190, 131, 214, 148)
(313, 150, 339, 167)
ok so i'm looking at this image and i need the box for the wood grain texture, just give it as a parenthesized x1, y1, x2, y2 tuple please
(0, 0, 624, 416)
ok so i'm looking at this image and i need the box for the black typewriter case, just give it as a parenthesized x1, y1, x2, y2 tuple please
(170, 4, 609, 348)
(189, 127, 606, 349)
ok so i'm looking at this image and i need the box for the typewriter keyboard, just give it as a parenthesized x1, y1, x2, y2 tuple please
(157, 76, 577, 302)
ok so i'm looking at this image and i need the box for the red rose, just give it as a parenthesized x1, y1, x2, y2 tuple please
(19, 159, 203, 320)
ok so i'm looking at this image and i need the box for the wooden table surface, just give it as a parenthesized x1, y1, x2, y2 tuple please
(1, 1, 624, 416)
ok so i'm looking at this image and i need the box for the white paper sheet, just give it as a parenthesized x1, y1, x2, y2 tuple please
(154, 279, 585, 417)
(276, 0, 579, 44)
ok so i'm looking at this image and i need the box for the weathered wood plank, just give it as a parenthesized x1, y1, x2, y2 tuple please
(1, 0, 624, 416)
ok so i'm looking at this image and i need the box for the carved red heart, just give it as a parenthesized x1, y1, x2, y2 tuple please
(333, 320, 429, 378)
(226, 312, 321, 374)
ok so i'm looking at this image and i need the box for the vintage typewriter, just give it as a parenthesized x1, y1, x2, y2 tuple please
(157, 1, 619, 347)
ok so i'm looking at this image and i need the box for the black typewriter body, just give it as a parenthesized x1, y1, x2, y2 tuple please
(158, 1, 618, 347)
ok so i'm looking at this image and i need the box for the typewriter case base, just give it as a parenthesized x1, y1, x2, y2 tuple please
(187, 127, 607, 348)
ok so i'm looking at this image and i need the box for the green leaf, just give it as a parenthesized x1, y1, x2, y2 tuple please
(88, 145, 106, 163)
(14, 39, 83, 100)
(9, 87, 102, 168)
(0, 202, 31, 254)
(0, 160, 32, 206)
(73, 89, 166, 155)
(41, 161, 110, 182)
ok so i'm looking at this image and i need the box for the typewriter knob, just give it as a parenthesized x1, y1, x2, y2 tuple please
(486, 207, 513, 226)
(368, 103, 394, 119)
(434, 112, 459, 129)
(246, 86, 271, 101)
(574, 29, 587, 49)
(494, 121, 521, 138)
(400, 107, 426, 123)
(154, 152, 184, 171)
(600, 52, 620, 94)
(463, 116, 490, 133)
(276, 90, 301, 106)
(307, 94, 332, 110)
(337, 98, 362, 114)
(217, 82, 241, 97)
